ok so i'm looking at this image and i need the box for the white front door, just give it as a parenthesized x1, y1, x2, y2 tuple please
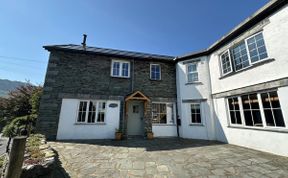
(127, 101, 144, 136)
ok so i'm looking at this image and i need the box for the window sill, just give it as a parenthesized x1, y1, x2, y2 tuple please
(189, 123, 205, 127)
(227, 125, 288, 133)
(111, 76, 130, 79)
(185, 81, 203, 85)
(152, 124, 176, 126)
(74, 123, 106, 125)
(219, 58, 275, 79)
(150, 79, 162, 81)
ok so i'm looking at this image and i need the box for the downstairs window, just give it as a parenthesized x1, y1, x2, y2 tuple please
(77, 100, 106, 123)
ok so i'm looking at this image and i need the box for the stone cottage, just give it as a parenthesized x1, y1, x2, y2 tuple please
(37, 0, 288, 157)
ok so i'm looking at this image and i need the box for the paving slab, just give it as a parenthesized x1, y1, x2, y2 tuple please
(49, 138, 288, 178)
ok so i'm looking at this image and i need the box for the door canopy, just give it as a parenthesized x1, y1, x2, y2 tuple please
(125, 91, 150, 114)
(125, 91, 150, 102)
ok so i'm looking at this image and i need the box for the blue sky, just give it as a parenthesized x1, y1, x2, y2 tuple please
(0, 0, 269, 84)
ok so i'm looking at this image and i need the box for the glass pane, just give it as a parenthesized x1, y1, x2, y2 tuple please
(235, 111, 242, 124)
(264, 109, 275, 126)
(269, 91, 280, 108)
(241, 95, 250, 110)
(249, 94, 259, 109)
(230, 111, 236, 124)
(244, 111, 253, 126)
(252, 110, 263, 127)
(273, 109, 285, 127)
(188, 64, 197, 72)
(261, 93, 270, 108)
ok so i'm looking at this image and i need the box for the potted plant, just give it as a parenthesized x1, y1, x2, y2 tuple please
(115, 128, 122, 140)
(146, 128, 153, 140)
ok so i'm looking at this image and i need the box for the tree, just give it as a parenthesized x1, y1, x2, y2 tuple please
(0, 83, 43, 137)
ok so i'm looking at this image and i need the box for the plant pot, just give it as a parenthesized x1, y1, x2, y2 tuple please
(115, 132, 122, 140)
(147, 132, 153, 140)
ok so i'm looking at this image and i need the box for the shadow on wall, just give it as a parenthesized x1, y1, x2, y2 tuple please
(177, 60, 228, 142)
(53, 138, 225, 152)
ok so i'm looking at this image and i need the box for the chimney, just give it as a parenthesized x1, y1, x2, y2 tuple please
(81, 34, 87, 48)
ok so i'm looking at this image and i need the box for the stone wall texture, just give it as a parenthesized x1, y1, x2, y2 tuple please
(37, 50, 176, 140)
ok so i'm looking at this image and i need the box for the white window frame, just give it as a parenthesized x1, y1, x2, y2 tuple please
(151, 102, 175, 125)
(219, 32, 269, 74)
(76, 100, 107, 124)
(220, 50, 233, 76)
(226, 96, 244, 126)
(226, 91, 287, 130)
(150, 64, 161, 80)
(111, 60, 130, 78)
(245, 31, 269, 65)
(186, 63, 199, 83)
(190, 103, 202, 125)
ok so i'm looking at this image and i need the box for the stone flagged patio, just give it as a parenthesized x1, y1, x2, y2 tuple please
(49, 138, 288, 178)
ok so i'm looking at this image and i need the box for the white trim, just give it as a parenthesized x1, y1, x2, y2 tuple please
(75, 100, 107, 124)
(220, 50, 233, 76)
(110, 59, 130, 78)
(189, 102, 203, 125)
(186, 63, 199, 83)
(150, 64, 161, 80)
(226, 91, 287, 130)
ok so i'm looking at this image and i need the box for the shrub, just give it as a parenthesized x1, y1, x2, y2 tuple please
(2, 114, 37, 137)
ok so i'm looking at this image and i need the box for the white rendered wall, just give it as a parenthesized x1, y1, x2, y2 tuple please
(152, 125, 177, 137)
(208, 5, 288, 156)
(57, 99, 120, 140)
(176, 56, 215, 140)
(152, 103, 178, 137)
(213, 87, 288, 157)
(209, 4, 288, 94)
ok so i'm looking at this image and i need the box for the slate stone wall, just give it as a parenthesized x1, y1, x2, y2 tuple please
(37, 50, 176, 140)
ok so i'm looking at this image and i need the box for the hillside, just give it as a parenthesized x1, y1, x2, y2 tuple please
(0, 79, 27, 97)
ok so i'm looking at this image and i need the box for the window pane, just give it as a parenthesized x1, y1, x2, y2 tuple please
(244, 111, 253, 126)
(230, 111, 236, 124)
(191, 104, 201, 123)
(221, 51, 232, 74)
(261, 91, 285, 127)
(269, 91, 280, 108)
(242, 95, 250, 110)
(113, 62, 120, 76)
(77, 101, 87, 122)
(88, 101, 96, 123)
(247, 33, 268, 63)
(122, 63, 129, 77)
(152, 103, 167, 124)
(249, 94, 259, 109)
(264, 109, 275, 126)
(151, 65, 161, 80)
(252, 110, 262, 127)
(188, 64, 196, 72)
(232, 42, 249, 71)
(273, 109, 285, 127)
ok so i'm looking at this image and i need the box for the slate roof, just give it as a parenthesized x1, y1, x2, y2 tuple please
(44, 44, 175, 61)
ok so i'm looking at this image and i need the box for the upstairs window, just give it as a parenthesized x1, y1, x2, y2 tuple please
(247, 33, 268, 63)
(220, 32, 268, 75)
(77, 100, 106, 124)
(187, 63, 198, 83)
(220, 50, 232, 75)
(111, 60, 130, 78)
(232, 42, 250, 71)
(150, 64, 161, 80)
